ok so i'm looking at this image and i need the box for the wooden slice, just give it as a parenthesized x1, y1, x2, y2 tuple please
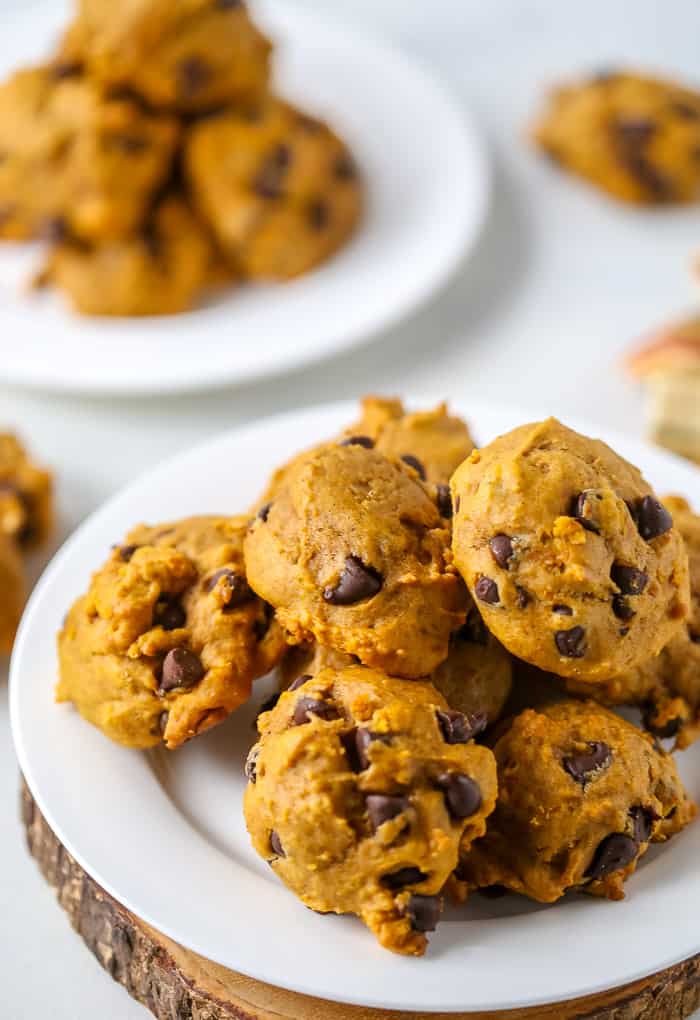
(20, 779, 700, 1020)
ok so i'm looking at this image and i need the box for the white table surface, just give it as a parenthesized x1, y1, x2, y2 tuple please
(3, 0, 700, 1016)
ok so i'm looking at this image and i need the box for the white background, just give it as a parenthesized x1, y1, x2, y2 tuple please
(2, 0, 700, 1015)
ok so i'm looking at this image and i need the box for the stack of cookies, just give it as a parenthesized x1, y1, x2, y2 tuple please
(0, 0, 362, 316)
(56, 396, 699, 956)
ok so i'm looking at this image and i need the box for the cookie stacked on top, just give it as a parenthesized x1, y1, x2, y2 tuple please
(0, 0, 362, 316)
(56, 397, 699, 956)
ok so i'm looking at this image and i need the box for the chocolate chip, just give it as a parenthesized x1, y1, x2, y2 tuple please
(207, 568, 255, 608)
(154, 598, 186, 631)
(405, 894, 441, 933)
(437, 773, 482, 819)
(288, 673, 312, 692)
(619, 627, 630, 636)
(253, 146, 290, 198)
(623, 152, 673, 200)
(270, 831, 285, 857)
(563, 741, 612, 785)
(454, 495, 461, 514)
(109, 134, 149, 154)
(257, 502, 272, 522)
(400, 454, 426, 480)
(335, 153, 357, 180)
(553, 604, 573, 616)
(570, 491, 601, 533)
(366, 794, 409, 831)
(380, 867, 427, 890)
(177, 57, 211, 98)
(159, 648, 205, 692)
(215, 0, 243, 7)
(119, 544, 138, 562)
(436, 484, 452, 518)
(630, 805, 656, 844)
(436, 708, 487, 744)
(634, 496, 673, 541)
(586, 833, 638, 880)
(339, 435, 374, 448)
(614, 116, 657, 146)
(515, 586, 530, 609)
(489, 534, 514, 568)
(51, 60, 83, 79)
(292, 696, 338, 726)
(612, 595, 636, 621)
(245, 746, 259, 783)
(555, 626, 587, 658)
(690, 631, 700, 645)
(611, 564, 648, 596)
(323, 556, 383, 605)
(308, 199, 330, 230)
(474, 576, 499, 605)
(43, 216, 67, 242)
(670, 100, 700, 120)
(352, 727, 390, 770)
(297, 114, 324, 133)
(643, 705, 681, 739)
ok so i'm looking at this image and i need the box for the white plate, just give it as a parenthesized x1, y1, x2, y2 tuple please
(0, 2, 488, 397)
(11, 399, 700, 1013)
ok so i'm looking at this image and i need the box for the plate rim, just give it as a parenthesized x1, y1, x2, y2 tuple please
(10, 396, 700, 1012)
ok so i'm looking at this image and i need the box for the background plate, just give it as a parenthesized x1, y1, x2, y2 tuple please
(11, 399, 700, 1013)
(0, 1, 489, 396)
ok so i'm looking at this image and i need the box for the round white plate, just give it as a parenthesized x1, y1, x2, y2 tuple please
(0, 2, 488, 397)
(11, 399, 700, 1013)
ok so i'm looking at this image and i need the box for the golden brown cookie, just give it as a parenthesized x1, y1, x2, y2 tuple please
(533, 70, 700, 204)
(451, 419, 690, 683)
(0, 66, 178, 242)
(56, 515, 287, 749)
(244, 664, 497, 955)
(185, 97, 362, 279)
(0, 532, 24, 655)
(0, 433, 53, 550)
(59, 0, 271, 114)
(245, 443, 467, 678)
(43, 197, 217, 316)
(455, 701, 695, 903)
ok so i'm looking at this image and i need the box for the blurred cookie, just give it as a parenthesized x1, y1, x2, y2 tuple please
(0, 532, 24, 654)
(0, 433, 53, 550)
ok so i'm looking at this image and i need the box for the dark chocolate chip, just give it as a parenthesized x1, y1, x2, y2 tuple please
(437, 773, 482, 819)
(454, 495, 461, 514)
(670, 100, 700, 120)
(109, 134, 150, 154)
(436, 708, 487, 744)
(562, 741, 612, 785)
(288, 673, 312, 692)
(207, 568, 255, 608)
(297, 114, 324, 133)
(270, 831, 285, 857)
(630, 805, 656, 845)
(119, 544, 138, 562)
(352, 727, 390, 770)
(253, 147, 290, 198)
(690, 630, 700, 645)
(159, 647, 205, 692)
(489, 534, 514, 568)
(619, 627, 630, 636)
(50, 60, 83, 79)
(623, 152, 673, 200)
(400, 454, 426, 480)
(515, 585, 530, 608)
(323, 556, 383, 605)
(43, 216, 67, 242)
(334, 153, 358, 180)
(215, 0, 243, 8)
(436, 484, 453, 519)
(614, 116, 657, 146)
(366, 794, 409, 831)
(612, 595, 636, 621)
(475, 576, 499, 605)
(635, 496, 673, 541)
(405, 894, 441, 933)
(308, 199, 330, 230)
(380, 867, 427, 890)
(611, 564, 648, 596)
(154, 598, 186, 631)
(339, 435, 374, 448)
(177, 57, 211, 98)
(245, 746, 259, 783)
(292, 696, 338, 726)
(586, 833, 638, 880)
(570, 491, 601, 533)
(257, 502, 272, 522)
(555, 626, 587, 658)
(553, 604, 573, 616)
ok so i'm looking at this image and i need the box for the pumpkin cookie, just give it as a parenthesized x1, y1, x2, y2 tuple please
(0, 532, 24, 655)
(533, 70, 700, 204)
(0, 66, 178, 242)
(185, 97, 362, 279)
(451, 419, 690, 682)
(59, 0, 271, 114)
(57, 515, 287, 749)
(245, 443, 467, 678)
(0, 433, 53, 550)
(455, 701, 695, 903)
(244, 664, 497, 955)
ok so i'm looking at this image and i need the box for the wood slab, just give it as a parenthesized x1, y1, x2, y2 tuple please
(20, 780, 700, 1020)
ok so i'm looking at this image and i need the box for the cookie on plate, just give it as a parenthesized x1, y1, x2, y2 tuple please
(244, 663, 497, 955)
(57, 515, 287, 749)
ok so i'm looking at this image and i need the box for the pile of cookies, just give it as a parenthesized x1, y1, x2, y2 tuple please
(0, 0, 362, 316)
(56, 396, 699, 956)
(0, 435, 53, 653)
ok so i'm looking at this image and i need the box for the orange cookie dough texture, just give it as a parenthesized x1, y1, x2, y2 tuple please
(0, 533, 24, 655)
(245, 444, 468, 678)
(456, 701, 695, 904)
(533, 70, 700, 205)
(451, 419, 690, 682)
(0, 433, 53, 550)
(0, 66, 178, 242)
(59, 0, 271, 114)
(43, 197, 217, 316)
(244, 664, 497, 955)
(185, 97, 362, 279)
(57, 516, 286, 750)
(432, 608, 512, 726)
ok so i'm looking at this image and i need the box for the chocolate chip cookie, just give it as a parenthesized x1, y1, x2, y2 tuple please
(533, 70, 700, 204)
(59, 0, 271, 114)
(0, 532, 24, 654)
(455, 701, 695, 903)
(245, 443, 467, 678)
(0, 66, 178, 241)
(57, 515, 287, 749)
(0, 432, 53, 550)
(244, 663, 497, 955)
(185, 96, 362, 279)
(451, 419, 690, 682)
